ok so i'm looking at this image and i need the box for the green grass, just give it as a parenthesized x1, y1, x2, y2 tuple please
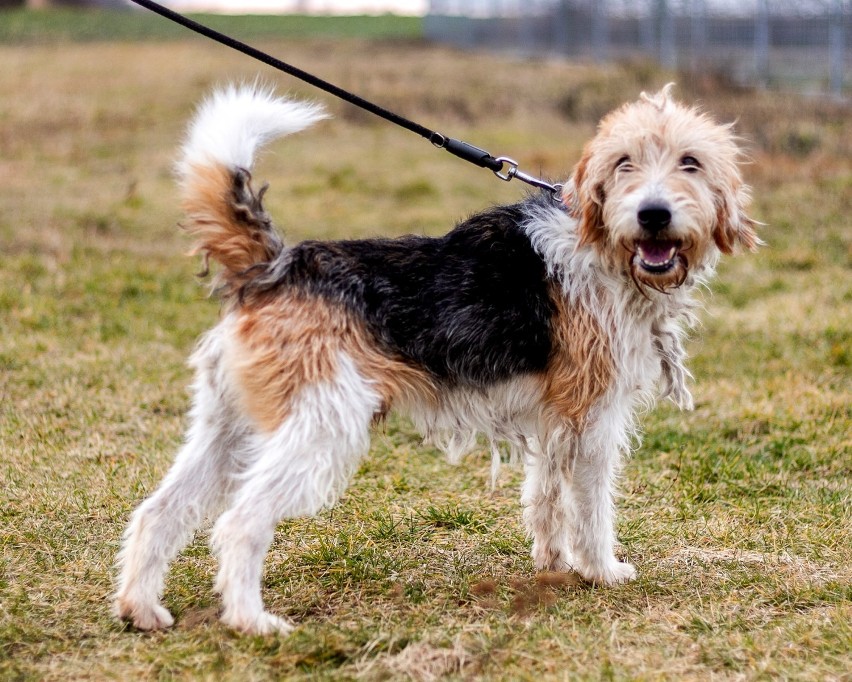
(0, 8, 422, 44)
(0, 23, 850, 682)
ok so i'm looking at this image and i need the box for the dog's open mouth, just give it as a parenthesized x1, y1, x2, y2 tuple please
(634, 239, 680, 274)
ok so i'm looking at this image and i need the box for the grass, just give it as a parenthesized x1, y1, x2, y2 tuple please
(0, 9, 422, 43)
(1, 14, 850, 681)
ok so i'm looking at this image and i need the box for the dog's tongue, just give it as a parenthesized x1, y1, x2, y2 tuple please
(638, 240, 676, 265)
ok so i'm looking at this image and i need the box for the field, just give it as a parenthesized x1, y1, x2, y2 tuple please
(1, 12, 850, 681)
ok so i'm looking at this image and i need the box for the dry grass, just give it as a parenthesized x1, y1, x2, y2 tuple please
(0, 22, 850, 681)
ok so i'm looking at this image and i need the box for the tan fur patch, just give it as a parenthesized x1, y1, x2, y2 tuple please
(180, 162, 280, 291)
(713, 194, 759, 255)
(230, 294, 435, 432)
(542, 288, 614, 430)
(566, 151, 607, 249)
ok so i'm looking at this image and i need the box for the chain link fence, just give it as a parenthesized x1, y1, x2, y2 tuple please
(425, 0, 849, 97)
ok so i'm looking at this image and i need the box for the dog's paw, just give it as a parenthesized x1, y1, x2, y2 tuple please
(222, 609, 294, 636)
(115, 597, 175, 631)
(578, 560, 637, 586)
(531, 540, 575, 573)
(607, 561, 638, 584)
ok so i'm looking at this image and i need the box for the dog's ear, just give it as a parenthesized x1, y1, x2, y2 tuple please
(567, 148, 606, 248)
(713, 178, 760, 254)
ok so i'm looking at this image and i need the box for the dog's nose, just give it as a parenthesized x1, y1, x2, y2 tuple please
(637, 204, 672, 232)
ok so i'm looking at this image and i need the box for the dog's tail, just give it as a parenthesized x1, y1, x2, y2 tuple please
(176, 85, 327, 297)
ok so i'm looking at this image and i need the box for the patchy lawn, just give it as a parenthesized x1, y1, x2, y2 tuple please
(0, 24, 849, 681)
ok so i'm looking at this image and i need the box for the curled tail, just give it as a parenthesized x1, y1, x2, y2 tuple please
(177, 85, 327, 298)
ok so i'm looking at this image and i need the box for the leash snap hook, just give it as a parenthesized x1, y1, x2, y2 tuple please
(493, 157, 563, 199)
(493, 156, 519, 182)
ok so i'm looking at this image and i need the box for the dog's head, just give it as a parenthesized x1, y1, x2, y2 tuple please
(564, 84, 759, 292)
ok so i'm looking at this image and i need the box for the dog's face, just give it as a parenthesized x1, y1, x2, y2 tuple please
(566, 85, 759, 292)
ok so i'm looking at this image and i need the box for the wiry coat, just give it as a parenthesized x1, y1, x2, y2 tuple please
(114, 84, 758, 634)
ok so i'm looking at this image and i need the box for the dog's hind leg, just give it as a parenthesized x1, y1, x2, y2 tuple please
(210, 352, 380, 635)
(114, 332, 249, 631)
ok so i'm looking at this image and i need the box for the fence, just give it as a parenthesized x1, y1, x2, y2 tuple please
(424, 0, 850, 97)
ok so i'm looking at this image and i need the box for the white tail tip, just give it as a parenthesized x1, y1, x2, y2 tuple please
(178, 84, 328, 178)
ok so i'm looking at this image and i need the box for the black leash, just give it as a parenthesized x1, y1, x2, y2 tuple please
(128, 0, 562, 196)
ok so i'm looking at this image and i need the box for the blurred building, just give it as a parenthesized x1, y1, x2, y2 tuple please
(425, 0, 849, 96)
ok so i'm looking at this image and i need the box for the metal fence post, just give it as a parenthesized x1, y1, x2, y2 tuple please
(658, 0, 677, 69)
(641, 0, 656, 56)
(755, 0, 770, 87)
(592, 0, 610, 63)
(553, 0, 569, 55)
(690, 0, 707, 72)
(829, 0, 846, 97)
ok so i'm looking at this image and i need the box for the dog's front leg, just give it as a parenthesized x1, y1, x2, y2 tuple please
(566, 407, 637, 585)
(521, 436, 575, 572)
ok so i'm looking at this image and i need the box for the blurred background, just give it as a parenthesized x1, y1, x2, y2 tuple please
(1, 0, 847, 97)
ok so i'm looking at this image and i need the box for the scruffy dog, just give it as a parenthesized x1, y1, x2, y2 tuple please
(114, 84, 758, 634)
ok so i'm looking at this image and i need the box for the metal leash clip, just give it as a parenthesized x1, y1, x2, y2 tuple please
(494, 157, 563, 198)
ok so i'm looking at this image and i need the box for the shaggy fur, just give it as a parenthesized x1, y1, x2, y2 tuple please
(114, 84, 758, 634)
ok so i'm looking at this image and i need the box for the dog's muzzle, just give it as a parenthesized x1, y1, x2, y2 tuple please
(633, 203, 681, 275)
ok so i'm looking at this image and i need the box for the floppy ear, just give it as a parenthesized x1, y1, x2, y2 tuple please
(566, 147, 607, 248)
(713, 178, 760, 254)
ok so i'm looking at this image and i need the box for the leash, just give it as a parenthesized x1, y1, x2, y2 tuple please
(128, 0, 562, 197)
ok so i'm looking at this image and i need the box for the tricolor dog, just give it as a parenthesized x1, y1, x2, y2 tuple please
(115, 84, 758, 634)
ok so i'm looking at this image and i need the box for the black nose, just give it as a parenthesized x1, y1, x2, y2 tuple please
(637, 205, 672, 232)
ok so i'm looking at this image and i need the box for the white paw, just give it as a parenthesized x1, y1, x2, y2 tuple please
(115, 597, 175, 631)
(532, 542, 574, 573)
(578, 560, 637, 586)
(221, 609, 294, 635)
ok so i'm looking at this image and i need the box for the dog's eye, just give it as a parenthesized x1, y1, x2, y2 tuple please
(615, 155, 633, 171)
(680, 155, 701, 172)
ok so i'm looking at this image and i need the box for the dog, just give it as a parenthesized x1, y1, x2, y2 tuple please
(114, 83, 759, 634)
